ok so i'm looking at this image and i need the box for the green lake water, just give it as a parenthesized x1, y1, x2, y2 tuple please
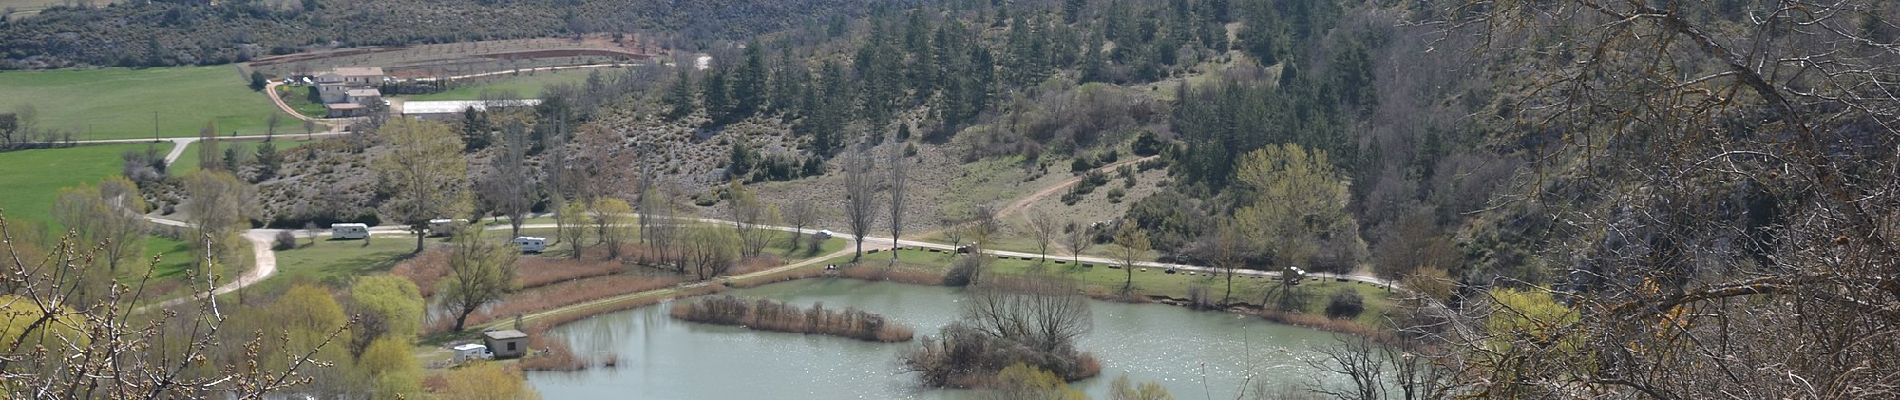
(527, 278, 1346, 399)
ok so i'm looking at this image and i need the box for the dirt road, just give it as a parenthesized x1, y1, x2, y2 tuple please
(996, 155, 1159, 220)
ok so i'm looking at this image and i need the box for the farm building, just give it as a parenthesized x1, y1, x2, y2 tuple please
(482, 330, 528, 359)
(398, 99, 543, 120)
(316, 67, 386, 102)
(317, 67, 388, 117)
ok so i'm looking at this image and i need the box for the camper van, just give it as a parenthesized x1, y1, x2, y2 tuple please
(513, 237, 547, 253)
(428, 219, 461, 237)
(331, 223, 370, 240)
(450, 343, 493, 364)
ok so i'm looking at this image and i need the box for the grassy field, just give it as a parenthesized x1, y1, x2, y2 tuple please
(0, 144, 199, 283)
(825, 248, 1397, 326)
(263, 234, 426, 294)
(274, 85, 329, 118)
(170, 138, 313, 175)
(0, 66, 297, 140)
(0, 0, 109, 17)
(406, 69, 596, 100)
(0, 144, 166, 222)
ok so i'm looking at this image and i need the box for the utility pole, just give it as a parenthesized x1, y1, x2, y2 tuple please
(152, 111, 160, 142)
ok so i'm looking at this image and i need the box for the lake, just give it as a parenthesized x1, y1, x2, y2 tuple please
(527, 278, 1349, 399)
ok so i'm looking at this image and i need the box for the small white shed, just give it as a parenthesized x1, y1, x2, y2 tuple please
(513, 237, 547, 253)
(331, 223, 370, 239)
(451, 343, 492, 364)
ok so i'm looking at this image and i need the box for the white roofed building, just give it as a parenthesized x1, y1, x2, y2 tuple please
(397, 99, 543, 120)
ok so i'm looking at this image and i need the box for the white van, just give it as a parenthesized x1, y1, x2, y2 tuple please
(428, 219, 461, 237)
(331, 223, 370, 239)
(451, 343, 493, 364)
(513, 237, 547, 254)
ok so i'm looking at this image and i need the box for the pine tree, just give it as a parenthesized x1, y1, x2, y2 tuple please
(666, 67, 696, 119)
(770, 48, 804, 115)
(1080, 32, 1107, 83)
(733, 42, 769, 117)
(701, 69, 732, 123)
(1063, 0, 1087, 23)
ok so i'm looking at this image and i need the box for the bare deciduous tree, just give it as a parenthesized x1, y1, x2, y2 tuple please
(641, 184, 682, 272)
(887, 145, 908, 263)
(1111, 223, 1149, 293)
(726, 180, 770, 257)
(1026, 210, 1059, 263)
(961, 276, 1092, 353)
(478, 120, 536, 238)
(841, 146, 879, 261)
(781, 198, 819, 252)
(966, 204, 999, 252)
(594, 198, 635, 260)
(1063, 220, 1093, 267)
(1205, 220, 1246, 305)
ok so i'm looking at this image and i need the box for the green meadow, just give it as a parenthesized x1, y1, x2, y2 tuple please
(0, 66, 296, 140)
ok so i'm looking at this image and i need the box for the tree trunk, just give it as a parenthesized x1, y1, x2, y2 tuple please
(454, 307, 474, 332)
(414, 227, 425, 254)
(1223, 270, 1234, 305)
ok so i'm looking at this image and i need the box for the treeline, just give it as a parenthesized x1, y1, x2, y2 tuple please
(0, 0, 893, 68)
(672, 0, 1246, 158)
(669, 295, 915, 342)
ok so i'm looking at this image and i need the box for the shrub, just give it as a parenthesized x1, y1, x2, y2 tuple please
(1131, 130, 1164, 156)
(272, 230, 298, 250)
(1325, 289, 1366, 320)
(943, 256, 983, 287)
(1070, 154, 1095, 173)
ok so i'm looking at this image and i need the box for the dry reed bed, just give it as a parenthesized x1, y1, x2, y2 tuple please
(514, 257, 624, 289)
(391, 249, 450, 297)
(446, 275, 683, 331)
(669, 295, 915, 342)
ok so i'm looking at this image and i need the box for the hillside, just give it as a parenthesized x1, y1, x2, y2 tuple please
(0, 0, 892, 68)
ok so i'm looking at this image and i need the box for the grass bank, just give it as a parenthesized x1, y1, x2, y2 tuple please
(0, 66, 297, 140)
(406, 69, 595, 101)
(170, 138, 314, 175)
